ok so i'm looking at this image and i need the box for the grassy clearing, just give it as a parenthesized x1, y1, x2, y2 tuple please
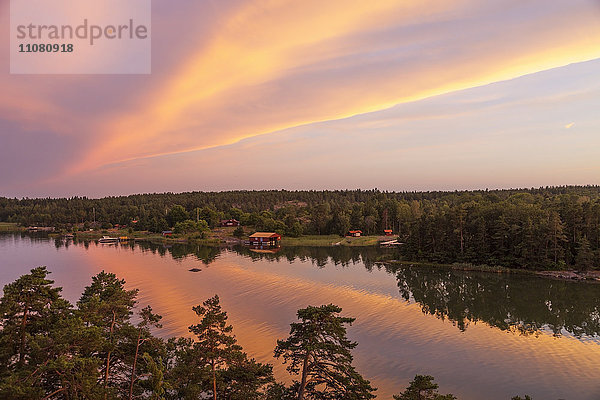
(0, 223, 21, 232)
(70, 229, 221, 245)
(281, 235, 380, 247)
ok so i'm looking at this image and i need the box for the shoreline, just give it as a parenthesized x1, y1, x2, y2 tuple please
(4, 227, 599, 282)
(384, 260, 600, 283)
(45, 229, 385, 248)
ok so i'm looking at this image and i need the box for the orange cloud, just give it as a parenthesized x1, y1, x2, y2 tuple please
(11, 0, 600, 178)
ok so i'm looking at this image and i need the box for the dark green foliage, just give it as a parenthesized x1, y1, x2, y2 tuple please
(264, 382, 297, 400)
(186, 295, 274, 400)
(0, 267, 104, 399)
(163, 296, 274, 400)
(218, 356, 274, 400)
(274, 304, 376, 400)
(128, 306, 164, 400)
(166, 205, 190, 227)
(77, 271, 139, 398)
(0, 270, 277, 400)
(2, 187, 600, 269)
(141, 352, 169, 399)
(0, 267, 66, 368)
(174, 219, 209, 234)
(576, 236, 594, 271)
(189, 295, 243, 400)
(393, 375, 456, 400)
(233, 225, 245, 238)
(164, 337, 207, 399)
(0, 267, 555, 399)
(394, 265, 600, 337)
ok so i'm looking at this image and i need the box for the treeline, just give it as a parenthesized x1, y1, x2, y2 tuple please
(0, 268, 472, 399)
(2, 186, 600, 270)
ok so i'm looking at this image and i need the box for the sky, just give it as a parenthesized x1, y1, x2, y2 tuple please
(1, 0, 600, 198)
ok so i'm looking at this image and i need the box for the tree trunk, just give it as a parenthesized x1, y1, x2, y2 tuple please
(42, 387, 66, 400)
(104, 310, 117, 400)
(18, 302, 29, 366)
(459, 215, 464, 255)
(553, 228, 558, 264)
(297, 352, 311, 400)
(212, 360, 217, 400)
(128, 330, 142, 400)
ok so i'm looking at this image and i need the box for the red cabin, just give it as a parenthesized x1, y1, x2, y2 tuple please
(220, 219, 240, 227)
(347, 230, 362, 237)
(248, 232, 281, 247)
(384, 229, 393, 236)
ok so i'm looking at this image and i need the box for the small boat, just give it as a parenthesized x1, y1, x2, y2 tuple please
(64, 234, 74, 239)
(99, 236, 118, 243)
(188, 268, 202, 272)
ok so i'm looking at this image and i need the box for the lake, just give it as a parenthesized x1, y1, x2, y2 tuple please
(1, 233, 599, 399)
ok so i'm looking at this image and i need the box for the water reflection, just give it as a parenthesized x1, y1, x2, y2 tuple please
(22, 234, 600, 339)
(50, 236, 390, 269)
(4, 233, 600, 399)
(232, 245, 389, 270)
(393, 266, 600, 338)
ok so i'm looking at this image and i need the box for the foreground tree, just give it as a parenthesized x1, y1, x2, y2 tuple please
(393, 375, 456, 400)
(218, 355, 274, 399)
(189, 295, 241, 400)
(141, 353, 169, 399)
(77, 271, 138, 399)
(274, 304, 376, 400)
(0, 267, 65, 368)
(169, 295, 274, 399)
(0, 267, 103, 399)
(128, 306, 163, 400)
(165, 337, 204, 399)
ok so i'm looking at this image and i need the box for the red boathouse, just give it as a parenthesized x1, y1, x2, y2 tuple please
(248, 232, 281, 246)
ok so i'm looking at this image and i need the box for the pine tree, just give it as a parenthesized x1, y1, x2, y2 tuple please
(549, 211, 567, 266)
(0, 267, 64, 368)
(188, 295, 243, 400)
(576, 236, 595, 271)
(128, 306, 163, 400)
(77, 271, 138, 399)
(141, 353, 169, 400)
(0, 267, 103, 399)
(219, 356, 274, 399)
(274, 304, 376, 400)
(393, 375, 456, 400)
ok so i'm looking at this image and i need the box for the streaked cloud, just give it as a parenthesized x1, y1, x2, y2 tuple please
(18, 59, 600, 197)
(1, 0, 600, 195)
(70, 0, 600, 174)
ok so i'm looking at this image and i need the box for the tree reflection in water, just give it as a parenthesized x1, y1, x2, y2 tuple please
(50, 235, 600, 339)
(393, 266, 600, 338)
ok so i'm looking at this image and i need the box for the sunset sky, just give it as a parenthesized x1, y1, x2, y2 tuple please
(1, 0, 600, 197)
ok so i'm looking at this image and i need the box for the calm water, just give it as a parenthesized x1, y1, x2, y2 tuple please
(1, 233, 600, 400)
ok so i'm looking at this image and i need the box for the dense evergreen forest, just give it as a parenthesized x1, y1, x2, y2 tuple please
(1, 186, 599, 270)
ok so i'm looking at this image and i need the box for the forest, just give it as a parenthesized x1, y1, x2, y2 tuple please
(0, 267, 470, 400)
(1, 186, 599, 270)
